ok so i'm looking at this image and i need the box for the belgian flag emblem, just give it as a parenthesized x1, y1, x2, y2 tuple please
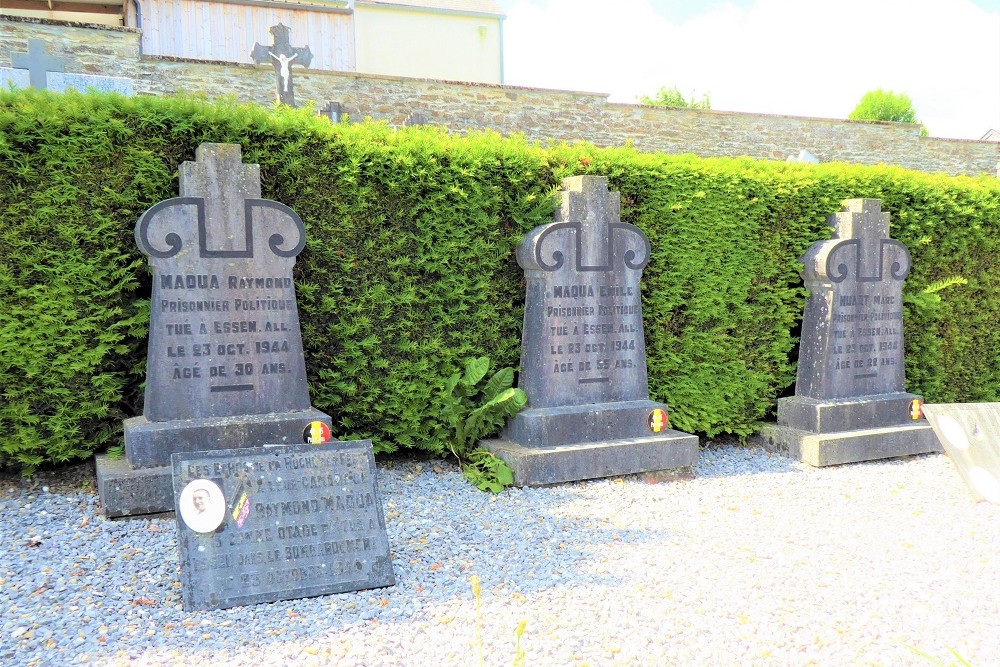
(647, 408, 668, 433)
(304, 420, 332, 444)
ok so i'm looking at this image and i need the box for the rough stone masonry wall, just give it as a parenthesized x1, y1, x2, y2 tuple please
(3, 15, 999, 177)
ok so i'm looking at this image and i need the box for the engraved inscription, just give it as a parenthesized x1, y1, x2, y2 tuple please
(173, 443, 394, 611)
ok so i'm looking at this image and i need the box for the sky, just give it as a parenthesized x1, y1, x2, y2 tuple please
(496, 0, 1000, 140)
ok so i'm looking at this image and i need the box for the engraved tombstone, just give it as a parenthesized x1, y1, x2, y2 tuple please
(922, 403, 1000, 504)
(484, 176, 699, 485)
(96, 144, 331, 516)
(173, 441, 394, 611)
(757, 199, 939, 466)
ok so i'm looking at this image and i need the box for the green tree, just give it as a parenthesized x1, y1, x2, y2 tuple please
(849, 89, 927, 135)
(639, 85, 711, 109)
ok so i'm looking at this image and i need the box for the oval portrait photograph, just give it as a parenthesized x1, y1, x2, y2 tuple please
(178, 479, 226, 534)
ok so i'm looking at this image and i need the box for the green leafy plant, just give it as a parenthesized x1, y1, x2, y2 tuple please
(435, 356, 526, 491)
(639, 85, 711, 109)
(849, 88, 928, 135)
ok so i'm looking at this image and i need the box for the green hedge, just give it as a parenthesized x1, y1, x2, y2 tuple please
(2, 89, 1000, 470)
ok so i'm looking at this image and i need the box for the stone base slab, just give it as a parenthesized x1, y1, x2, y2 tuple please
(754, 421, 942, 467)
(124, 408, 331, 468)
(502, 400, 675, 449)
(95, 455, 174, 517)
(777, 392, 923, 433)
(482, 430, 699, 487)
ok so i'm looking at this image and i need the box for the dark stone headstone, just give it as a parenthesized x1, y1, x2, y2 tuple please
(484, 176, 698, 485)
(10, 39, 71, 89)
(922, 403, 1000, 504)
(96, 143, 331, 516)
(251, 23, 312, 107)
(172, 441, 394, 611)
(756, 199, 940, 465)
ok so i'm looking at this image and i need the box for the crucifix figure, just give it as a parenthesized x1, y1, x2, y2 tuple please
(251, 23, 312, 107)
(11, 39, 72, 90)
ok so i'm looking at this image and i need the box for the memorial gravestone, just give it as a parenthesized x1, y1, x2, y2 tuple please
(922, 404, 1000, 504)
(96, 143, 331, 516)
(757, 198, 939, 465)
(485, 176, 699, 485)
(173, 441, 394, 611)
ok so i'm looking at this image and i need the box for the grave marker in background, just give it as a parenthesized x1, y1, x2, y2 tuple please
(10, 38, 68, 88)
(757, 198, 940, 465)
(485, 176, 699, 485)
(173, 441, 394, 611)
(96, 143, 331, 516)
(4, 38, 132, 94)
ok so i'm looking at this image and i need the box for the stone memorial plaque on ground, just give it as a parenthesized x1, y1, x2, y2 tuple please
(922, 403, 1000, 504)
(172, 441, 394, 611)
(96, 143, 330, 517)
(757, 199, 939, 465)
(485, 176, 698, 485)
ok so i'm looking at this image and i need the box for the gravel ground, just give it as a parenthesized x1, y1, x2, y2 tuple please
(1, 443, 998, 667)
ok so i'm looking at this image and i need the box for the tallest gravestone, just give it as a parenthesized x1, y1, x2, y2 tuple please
(96, 144, 331, 515)
(758, 199, 939, 465)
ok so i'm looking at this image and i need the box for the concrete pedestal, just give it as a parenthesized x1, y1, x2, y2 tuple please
(484, 400, 699, 486)
(97, 408, 330, 516)
(756, 392, 941, 466)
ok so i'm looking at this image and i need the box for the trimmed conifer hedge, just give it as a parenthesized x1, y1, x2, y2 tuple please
(2, 89, 1000, 470)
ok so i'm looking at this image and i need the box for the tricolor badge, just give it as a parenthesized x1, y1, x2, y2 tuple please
(648, 408, 668, 433)
(909, 399, 924, 420)
(230, 482, 251, 528)
(304, 420, 332, 444)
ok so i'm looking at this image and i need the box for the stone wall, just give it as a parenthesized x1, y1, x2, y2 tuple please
(3, 15, 998, 177)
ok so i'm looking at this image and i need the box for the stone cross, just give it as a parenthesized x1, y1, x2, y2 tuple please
(177, 143, 262, 256)
(11, 39, 72, 89)
(251, 23, 312, 107)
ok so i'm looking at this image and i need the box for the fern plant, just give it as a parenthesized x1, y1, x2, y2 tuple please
(435, 356, 527, 492)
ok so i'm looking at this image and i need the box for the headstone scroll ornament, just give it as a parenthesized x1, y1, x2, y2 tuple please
(251, 23, 312, 107)
(802, 200, 911, 286)
(522, 184, 651, 273)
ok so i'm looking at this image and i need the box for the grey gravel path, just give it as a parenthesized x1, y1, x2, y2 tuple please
(1, 444, 998, 667)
